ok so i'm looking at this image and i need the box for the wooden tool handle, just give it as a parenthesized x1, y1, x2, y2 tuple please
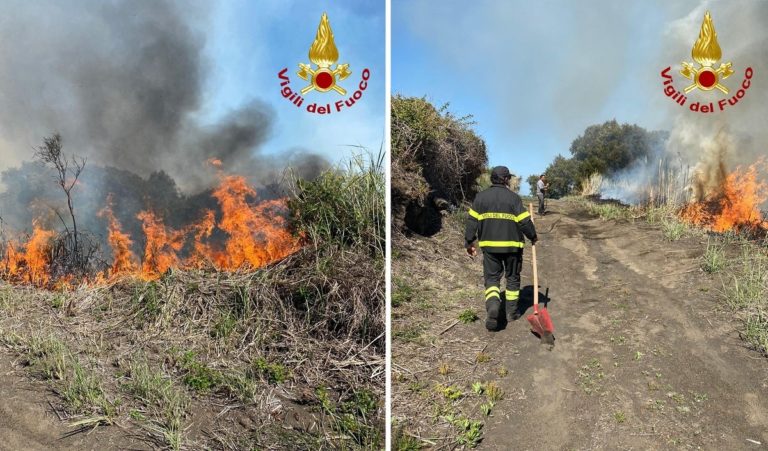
(529, 203, 539, 313)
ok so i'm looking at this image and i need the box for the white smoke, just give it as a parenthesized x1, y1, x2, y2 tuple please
(603, 0, 768, 206)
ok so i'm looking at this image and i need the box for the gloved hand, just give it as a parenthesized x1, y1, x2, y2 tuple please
(466, 245, 477, 257)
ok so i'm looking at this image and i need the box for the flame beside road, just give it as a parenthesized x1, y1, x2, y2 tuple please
(680, 161, 768, 233)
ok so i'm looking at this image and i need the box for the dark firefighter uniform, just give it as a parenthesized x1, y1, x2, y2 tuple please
(465, 166, 537, 330)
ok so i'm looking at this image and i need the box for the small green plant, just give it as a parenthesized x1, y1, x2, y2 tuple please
(123, 357, 189, 449)
(480, 402, 493, 416)
(649, 399, 666, 411)
(645, 205, 674, 224)
(51, 294, 65, 309)
(578, 359, 605, 394)
(614, 411, 626, 424)
(437, 384, 464, 401)
(458, 309, 479, 323)
(744, 311, 768, 355)
(25, 335, 70, 380)
(588, 203, 630, 221)
(252, 357, 290, 384)
(497, 366, 508, 377)
(701, 238, 727, 273)
(453, 417, 483, 448)
(394, 324, 425, 343)
(393, 277, 418, 308)
(485, 382, 503, 403)
(394, 430, 422, 451)
(471, 382, 485, 395)
(722, 249, 767, 309)
(669, 392, 685, 404)
(134, 281, 162, 324)
(62, 361, 115, 418)
(211, 313, 237, 339)
(475, 352, 491, 363)
(179, 351, 222, 392)
(315, 386, 382, 447)
(692, 392, 709, 403)
(438, 362, 450, 375)
(661, 218, 687, 241)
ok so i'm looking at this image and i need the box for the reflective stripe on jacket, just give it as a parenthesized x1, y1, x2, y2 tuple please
(465, 185, 537, 253)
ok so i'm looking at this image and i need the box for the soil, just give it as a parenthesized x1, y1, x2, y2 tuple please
(392, 198, 768, 450)
(0, 353, 145, 451)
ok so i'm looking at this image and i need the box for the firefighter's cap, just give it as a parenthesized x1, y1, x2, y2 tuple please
(491, 166, 511, 181)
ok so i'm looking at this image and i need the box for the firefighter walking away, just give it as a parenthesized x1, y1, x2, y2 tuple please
(465, 166, 538, 331)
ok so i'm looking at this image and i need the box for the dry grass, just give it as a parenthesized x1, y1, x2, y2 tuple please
(0, 250, 383, 448)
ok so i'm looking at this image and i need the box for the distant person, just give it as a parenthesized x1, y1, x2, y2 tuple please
(536, 174, 548, 215)
(465, 166, 538, 331)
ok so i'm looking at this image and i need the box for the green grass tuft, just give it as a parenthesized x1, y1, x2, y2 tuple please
(458, 309, 479, 323)
(701, 238, 727, 273)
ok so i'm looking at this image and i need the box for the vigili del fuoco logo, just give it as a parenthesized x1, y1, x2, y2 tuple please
(277, 12, 371, 115)
(660, 11, 753, 114)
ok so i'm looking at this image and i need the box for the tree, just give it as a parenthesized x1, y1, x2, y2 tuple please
(35, 133, 86, 254)
(568, 120, 667, 181)
(543, 156, 580, 198)
(526, 175, 539, 197)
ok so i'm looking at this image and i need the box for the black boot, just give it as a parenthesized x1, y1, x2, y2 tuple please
(506, 300, 521, 322)
(485, 298, 500, 331)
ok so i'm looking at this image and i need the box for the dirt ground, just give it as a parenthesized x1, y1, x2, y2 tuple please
(392, 198, 768, 450)
(0, 352, 146, 451)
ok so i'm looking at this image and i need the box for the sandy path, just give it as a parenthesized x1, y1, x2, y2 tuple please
(393, 199, 768, 450)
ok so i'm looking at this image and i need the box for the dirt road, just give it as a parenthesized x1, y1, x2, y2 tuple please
(393, 199, 768, 450)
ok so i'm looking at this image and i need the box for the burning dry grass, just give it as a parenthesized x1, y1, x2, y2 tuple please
(0, 173, 302, 288)
(0, 154, 385, 449)
(680, 161, 768, 234)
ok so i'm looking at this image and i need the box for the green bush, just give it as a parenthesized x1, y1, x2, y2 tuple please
(289, 152, 384, 257)
(391, 96, 487, 216)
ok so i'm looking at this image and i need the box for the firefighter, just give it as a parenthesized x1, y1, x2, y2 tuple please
(465, 166, 538, 331)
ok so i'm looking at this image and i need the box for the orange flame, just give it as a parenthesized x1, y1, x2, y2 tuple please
(98, 197, 138, 274)
(2, 223, 55, 286)
(1, 169, 302, 288)
(212, 176, 299, 269)
(206, 158, 223, 168)
(137, 210, 186, 277)
(680, 161, 768, 232)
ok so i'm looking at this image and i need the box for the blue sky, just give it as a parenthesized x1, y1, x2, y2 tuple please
(205, 0, 385, 161)
(392, 0, 753, 180)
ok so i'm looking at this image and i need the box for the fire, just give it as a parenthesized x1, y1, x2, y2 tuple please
(212, 176, 299, 268)
(98, 198, 137, 274)
(137, 210, 186, 276)
(1, 172, 302, 288)
(206, 158, 223, 168)
(680, 161, 768, 232)
(2, 223, 55, 286)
